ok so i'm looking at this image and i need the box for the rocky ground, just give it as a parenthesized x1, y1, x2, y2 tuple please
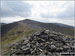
(10, 30, 75, 56)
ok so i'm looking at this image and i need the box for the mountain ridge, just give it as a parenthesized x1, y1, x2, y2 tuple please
(1, 19, 74, 37)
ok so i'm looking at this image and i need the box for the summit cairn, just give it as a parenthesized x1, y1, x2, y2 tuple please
(10, 30, 75, 56)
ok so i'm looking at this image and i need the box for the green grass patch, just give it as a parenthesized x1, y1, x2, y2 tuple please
(1, 25, 37, 55)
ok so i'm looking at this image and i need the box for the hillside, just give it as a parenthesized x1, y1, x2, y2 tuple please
(1, 19, 74, 37)
(19, 19, 74, 36)
(1, 19, 74, 55)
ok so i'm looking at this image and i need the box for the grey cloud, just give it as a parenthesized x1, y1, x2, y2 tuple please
(40, 14, 54, 18)
(56, 5, 75, 18)
(0, 1, 32, 17)
(41, 5, 74, 19)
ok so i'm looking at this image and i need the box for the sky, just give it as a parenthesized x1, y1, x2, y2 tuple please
(0, 1, 75, 26)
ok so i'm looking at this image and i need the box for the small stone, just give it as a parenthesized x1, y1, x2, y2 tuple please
(50, 45, 57, 50)
(44, 30, 50, 34)
(21, 46, 29, 51)
(23, 40, 29, 45)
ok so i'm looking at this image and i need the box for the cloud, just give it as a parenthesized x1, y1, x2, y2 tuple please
(40, 1, 74, 19)
(1, 1, 74, 26)
(56, 3, 75, 18)
(0, 1, 32, 17)
(1, 16, 25, 23)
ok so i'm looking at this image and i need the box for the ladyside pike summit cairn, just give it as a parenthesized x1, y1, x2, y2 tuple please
(10, 30, 75, 56)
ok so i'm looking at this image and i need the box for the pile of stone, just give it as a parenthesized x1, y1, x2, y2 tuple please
(10, 30, 74, 56)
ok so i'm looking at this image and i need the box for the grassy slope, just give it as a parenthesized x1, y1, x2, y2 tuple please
(1, 24, 37, 55)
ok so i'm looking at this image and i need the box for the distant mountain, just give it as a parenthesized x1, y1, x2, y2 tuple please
(1, 19, 74, 37)
(0, 23, 6, 34)
(0, 23, 6, 26)
(53, 23, 74, 29)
